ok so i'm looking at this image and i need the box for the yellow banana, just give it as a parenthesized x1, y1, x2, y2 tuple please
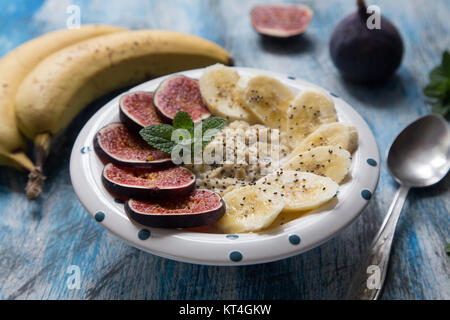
(15, 30, 233, 199)
(0, 24, 124, 178)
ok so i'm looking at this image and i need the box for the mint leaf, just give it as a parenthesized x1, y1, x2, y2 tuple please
(201, 117, 227, 134)
(200, 117, 227, 148)
(442, 50, 450, 77)
(139, 124, 175, 154)
(432, 101, 450, 120)
(173, 111, 194, 133)
(424, 80, 448, 99)
(424, 50, 450, 119)
(139, 111, 227, 159)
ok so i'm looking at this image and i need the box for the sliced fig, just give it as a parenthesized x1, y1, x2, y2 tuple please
(125, 189, 226, 228)
(119, 91, 163, 133)
(94, 123, 171, 168)
(251, 4, 313, 38)
(154, 75, 211, 123)
(102, 163, 196, 199)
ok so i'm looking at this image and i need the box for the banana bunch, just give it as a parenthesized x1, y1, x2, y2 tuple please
(0, 28, 232, 199)
(0, 25, 124, 174)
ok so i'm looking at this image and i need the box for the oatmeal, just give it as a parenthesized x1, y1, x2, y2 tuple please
(184, 120, 292, 195)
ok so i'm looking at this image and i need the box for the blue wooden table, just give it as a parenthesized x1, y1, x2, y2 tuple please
(0, 0, 449, 300)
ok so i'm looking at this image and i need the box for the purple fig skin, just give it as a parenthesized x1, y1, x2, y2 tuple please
(329, 1, 404, 84)
(153, 75, 211, 124)
(119, 106, 146, 134)
(125, 193, 226, 228)
(102, 163, 196, 200)
(119, 91, 168, 134)
(93, 123, 172, 169)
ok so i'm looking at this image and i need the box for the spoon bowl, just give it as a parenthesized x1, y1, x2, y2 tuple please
(387, 114, 450, 187)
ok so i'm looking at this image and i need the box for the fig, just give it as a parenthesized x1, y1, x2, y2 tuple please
(250, 4, 313, 38)
(125, 189, 226, 228)
(154, 75, 211, 123)
(102, 163, 196, 199)
(94, 123, 171, 168)
(329, 0, 404, 84)
(119, 91, 163, 133)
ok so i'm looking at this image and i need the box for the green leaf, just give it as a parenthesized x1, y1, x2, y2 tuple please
(424, 50, 450, 119)
(139, 124, 175, 154)
(423, 80, 448, 99)
(441, 50, 450, 77)
(139, 112, 227, 159)
(432, 100, 450, 120)
(200, 117, 227, 148)
(446, 243, 450, 255)
(173, 111, 194, 133)
(201, 117, 227, 134)
(429, 66, 448, 85)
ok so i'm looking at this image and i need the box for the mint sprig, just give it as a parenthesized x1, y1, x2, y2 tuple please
(139, 124, 175, 154)
(424, 50, 450, 120)
(139, 111, 226, 158)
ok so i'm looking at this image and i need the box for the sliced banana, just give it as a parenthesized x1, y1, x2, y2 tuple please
(216, 185, 284, 233)
(286, 122, 358, 162)
(199, 64, 257, 123)
(256, 170, 338, 212)
(287, 88, 337, 147)
(243, 75, 294, 131)
(282, 146, 351, 184)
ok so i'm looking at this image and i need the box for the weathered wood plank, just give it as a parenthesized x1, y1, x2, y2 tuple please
(0, 0, 448, 300)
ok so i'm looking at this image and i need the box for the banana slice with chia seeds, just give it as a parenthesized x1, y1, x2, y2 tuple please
(282, 146, 351, 184)
(199, 64, 257, 123)
(256, 170, 338, 212)
(243, 75, 294, 131)
(286, 88, 338, 147)
(286, 122, 358, 162)
(215, 184, 284, 233)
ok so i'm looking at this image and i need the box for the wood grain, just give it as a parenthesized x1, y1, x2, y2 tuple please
(0, 0, 448, 300)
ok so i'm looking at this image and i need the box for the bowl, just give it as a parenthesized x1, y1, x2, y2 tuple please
(70, 67, 380, 265)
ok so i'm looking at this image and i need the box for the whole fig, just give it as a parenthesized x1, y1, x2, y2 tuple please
(329, 0, 404, 84)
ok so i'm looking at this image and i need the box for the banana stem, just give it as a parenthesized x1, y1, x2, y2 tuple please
(25, 133, 52, 200)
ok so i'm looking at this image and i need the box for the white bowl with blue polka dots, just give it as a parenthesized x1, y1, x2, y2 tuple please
(70, 68, 380, 265)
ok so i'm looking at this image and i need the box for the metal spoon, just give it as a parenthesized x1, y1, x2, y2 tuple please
(345, 114, 450, 300)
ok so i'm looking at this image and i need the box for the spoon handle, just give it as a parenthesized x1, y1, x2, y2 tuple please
(345, 185, 410, 300)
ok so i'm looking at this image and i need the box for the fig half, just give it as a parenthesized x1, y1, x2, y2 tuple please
(125, 189, 226, 228)
(102, 163, 196, 199)
(154, 75, 211, 123)
(119, 91, 163, 133)
(251, 4, 313, 38)
(94, 123, 171, 168)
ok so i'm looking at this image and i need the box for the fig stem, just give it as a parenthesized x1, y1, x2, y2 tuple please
(357, 0, 367, 14)
(25, 133, 52, 200)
